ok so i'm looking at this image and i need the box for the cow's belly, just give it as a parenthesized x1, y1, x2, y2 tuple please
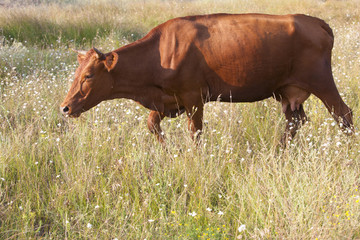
(205, 63, 289, 103)
(207, 81, 276, 102)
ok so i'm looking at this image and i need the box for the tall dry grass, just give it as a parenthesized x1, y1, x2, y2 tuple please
(0, 0, 360, 239)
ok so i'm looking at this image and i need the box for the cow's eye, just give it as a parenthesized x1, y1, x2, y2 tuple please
(85, 74, 93, 80)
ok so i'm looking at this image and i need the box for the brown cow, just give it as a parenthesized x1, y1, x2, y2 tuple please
(60, 13, 353, 145)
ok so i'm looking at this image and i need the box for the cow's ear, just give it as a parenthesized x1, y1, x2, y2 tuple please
(104, 52, 118, 72)
(73, 49, 87, 64)
(77, 54, 86, 64)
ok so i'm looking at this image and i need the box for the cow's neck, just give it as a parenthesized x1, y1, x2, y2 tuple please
(108, 32, 162, 104)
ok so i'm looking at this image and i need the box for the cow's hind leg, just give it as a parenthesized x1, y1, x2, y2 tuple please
(147, 111, 165, 143)
(296, 54, 353, 133)
(311, 80, 353, 133)
(281, 103, 308, 146)
(277, 85, 310, 146)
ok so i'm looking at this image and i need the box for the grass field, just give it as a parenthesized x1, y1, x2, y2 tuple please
(1, 0, 360, 239)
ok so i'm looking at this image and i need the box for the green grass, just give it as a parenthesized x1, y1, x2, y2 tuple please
(1, 0, 360, 239)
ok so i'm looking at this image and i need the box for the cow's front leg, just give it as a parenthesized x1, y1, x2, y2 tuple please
(147, 111, 165, 143)
(186, 104, 204, 142)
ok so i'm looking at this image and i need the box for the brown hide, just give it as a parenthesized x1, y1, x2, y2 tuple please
(61, 13, 353, 145)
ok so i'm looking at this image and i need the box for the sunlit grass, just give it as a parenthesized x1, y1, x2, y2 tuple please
(1, 0, 360, 239)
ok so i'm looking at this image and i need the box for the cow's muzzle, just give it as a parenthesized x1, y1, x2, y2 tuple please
(61, 106, 69, 114)
(60, 105, 81, 118)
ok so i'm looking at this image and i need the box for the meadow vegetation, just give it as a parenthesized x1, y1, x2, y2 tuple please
(0, 0, 360, 239)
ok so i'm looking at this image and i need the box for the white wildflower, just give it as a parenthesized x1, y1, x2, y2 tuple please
(238, 224, 246, 232)
(189, 211, 197, 217)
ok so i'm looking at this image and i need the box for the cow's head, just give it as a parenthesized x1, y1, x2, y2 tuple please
(60, 47, 118, 117)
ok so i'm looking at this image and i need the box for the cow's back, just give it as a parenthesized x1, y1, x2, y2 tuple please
(157, 14, 333, 102)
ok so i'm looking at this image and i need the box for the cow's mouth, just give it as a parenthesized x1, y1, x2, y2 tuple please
(68, 112, 82, 118)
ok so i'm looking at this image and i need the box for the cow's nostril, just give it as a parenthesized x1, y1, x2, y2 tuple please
(62, 106, 69, 113)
